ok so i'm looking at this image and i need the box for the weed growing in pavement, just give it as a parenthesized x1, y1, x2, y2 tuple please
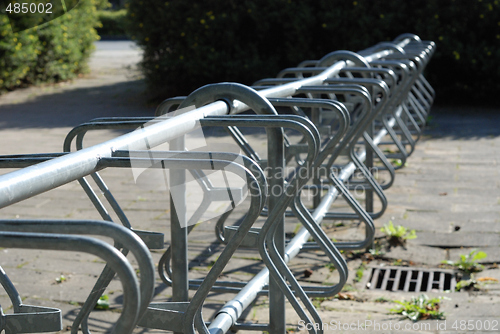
(95, 294, 110, 310)
(55, 275, 66, 284)
(354, 262, 367, 283)
(454, 274, 498, 291)
(380, 221, 417, 246)
(390, 294, 446, 321)
(442, 249, 487, 274)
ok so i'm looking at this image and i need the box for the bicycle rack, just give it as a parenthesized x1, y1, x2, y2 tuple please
(0, 225, 144, 334)
(0, 33, 435, 334)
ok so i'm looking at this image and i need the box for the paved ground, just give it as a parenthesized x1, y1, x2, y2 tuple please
(0, 41, 499, 333)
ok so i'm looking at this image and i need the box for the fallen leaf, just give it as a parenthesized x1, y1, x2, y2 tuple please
(337, 292, 355, 300)
(477, 277, 499, 282)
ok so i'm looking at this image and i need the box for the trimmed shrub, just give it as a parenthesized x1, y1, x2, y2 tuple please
(126, 0, 320, 99)
(0, 0, 108, 93)
(96, 9, 127, 37)
(127, 0, 500, 105)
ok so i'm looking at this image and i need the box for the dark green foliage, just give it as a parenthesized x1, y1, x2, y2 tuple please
(0, 0, 108, 92)
(127, 0, 500, 105)
(96, 8, 127, 37)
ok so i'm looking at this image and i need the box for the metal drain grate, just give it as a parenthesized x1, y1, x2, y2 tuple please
(366, 266, 456, 292)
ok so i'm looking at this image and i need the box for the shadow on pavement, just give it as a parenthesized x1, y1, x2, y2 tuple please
(0, 79, 155, 130)
(425, 106, 500, 139)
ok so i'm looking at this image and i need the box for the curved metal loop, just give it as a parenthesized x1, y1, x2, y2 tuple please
(290, 190, 348, 296)
(63, 117, 153, 152)
(154, 152, 266, 287)
(295, 85, 372, 164)
(276, 67, 326, 79)
(0, 232, 140, 334)
(393, 33, 422, 43)
(278, 84, 378, 249)
(253, 77, 297, 86)
(177, 101, 346, 300)
(267, 98, 349, 148)
(132, 82, 273, 333)
(182, 159, 266, 334)
(258, 177, 324, 333)
(211, 97, 352, 300)
(243, 101, 348, 332)
(368, 60, 424, 156)
(249, 85, 360, 220)
(374, 56, 431, 144)
(60, 114, 267, 333)
(318, 50, 370, 69)
(324, 77, 396, 189)
(294, 103, 378, 250)
(0, 219, 154, 333)
(328, 173, 375, 250)
(339, 67, 398, 91)
(253, 81, 376, 294)
(202, 115, 319, 244)
(202, 115, 319, 164)
(155, 96, 187, 116)
(327, 78, 390, 217)
(179, 85, 324, 333)
(270, 98, 349, 178)
(179, 82, 278, 117)
(60, 114, 270, 300)
(373, 42, 406, 55)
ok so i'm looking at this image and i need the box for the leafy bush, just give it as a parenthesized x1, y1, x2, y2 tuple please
(0, 0, 107, 92)
(127, 0, 499, 105)
(126, 0, 317, 99)
(96, 9, 127, 37)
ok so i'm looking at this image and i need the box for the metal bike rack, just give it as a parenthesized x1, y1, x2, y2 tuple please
(0, 33, 434, 334)
(0, 220, 149, 334)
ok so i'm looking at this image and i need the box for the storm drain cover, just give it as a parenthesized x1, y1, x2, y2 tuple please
(366, 266, 456, 292)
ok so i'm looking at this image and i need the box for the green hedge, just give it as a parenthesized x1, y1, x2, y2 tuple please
(96, 9, 127, 37)
(127, 0, 499, 105)
(0, 0, 107, 92)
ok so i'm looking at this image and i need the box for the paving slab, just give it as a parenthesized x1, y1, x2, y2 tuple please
(375, 244, 447, 266)
(412, 232, 500, 248)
